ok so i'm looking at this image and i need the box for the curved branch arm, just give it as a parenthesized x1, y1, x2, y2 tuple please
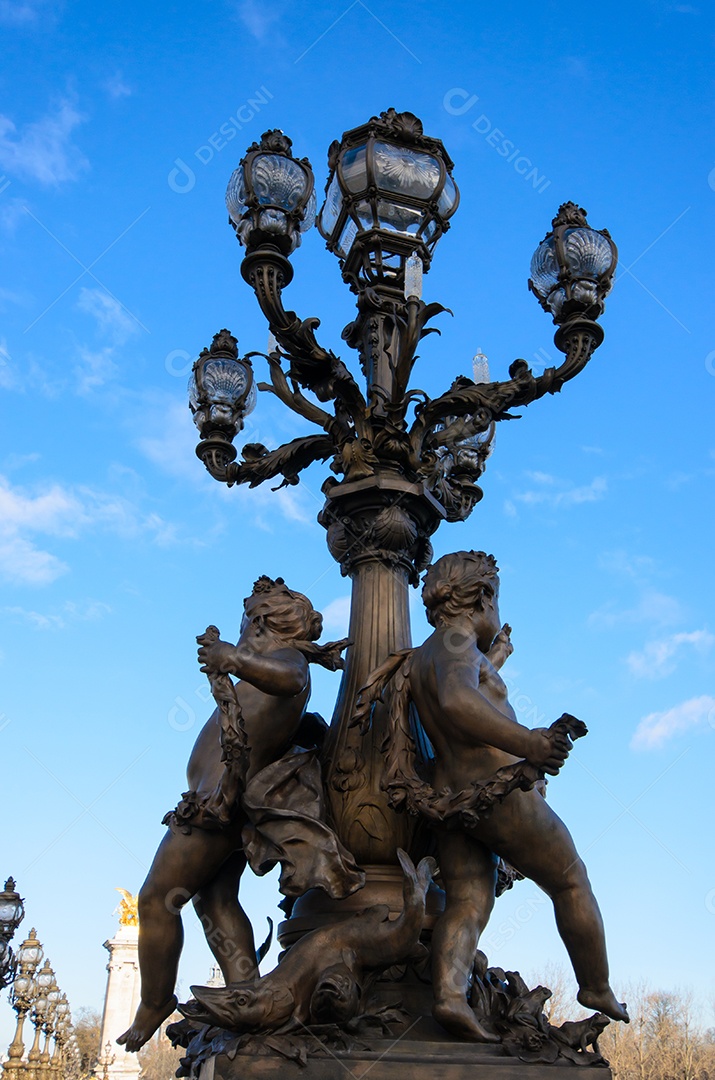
(240, 248, 367, 423)
(258, 354, 336, 433)
(225, 434, 336, 490)
(410, 317, 604, 460)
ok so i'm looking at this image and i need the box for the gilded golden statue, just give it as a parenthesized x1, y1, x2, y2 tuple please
(115, 888, 139, 928)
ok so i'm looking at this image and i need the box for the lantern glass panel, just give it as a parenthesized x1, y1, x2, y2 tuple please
(422, 218, 438, 242)
(189, 359, 247, 409)
(562, 227, 613, 279)
(225, 167, 247, 225)
(373, 142, 441, 200)
(251, 154, 308, 210)
(0, 898, 21, 923)
(319, 175, 343, 239)
(337, 219, 358, 258)
(19, 941, 42, 967)
(299, 189, 317, 232)
(13, 973, 31, 996)
(376, 200, 423, 235)
(354, 200, 373, 229)
(341, 146, 368, 193)
(437, 173, 458, 216)
(529, 236, 559, 295)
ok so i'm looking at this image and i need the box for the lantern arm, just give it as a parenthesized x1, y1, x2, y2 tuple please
(226, 434, 336, 490)
(409, 316, 604, 462)
(258, 353, 336, 432)
(241, 250, 367, 418)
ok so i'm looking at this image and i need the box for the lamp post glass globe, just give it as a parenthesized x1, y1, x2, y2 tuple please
(17, 929, 43, 971)
(0, 878, 25, 939)
(317, 108, 459, 293)
(529, 201, 617, 323)
(35, 960, 54, 992)
(226, 129, 316, 256)
(188, 329, 257, 443)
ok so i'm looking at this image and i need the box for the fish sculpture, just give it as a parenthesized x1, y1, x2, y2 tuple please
(182, 848, 435, 1032)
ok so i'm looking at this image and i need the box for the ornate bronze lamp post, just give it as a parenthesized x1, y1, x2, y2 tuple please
(0, 879, 25, 990)
(25, 960, 54, 1080)
(37, 977, 59, 1080)
(49, 998, 69, 1080)
(189, 109, 616, 882)
(2, 929, 43, 1078)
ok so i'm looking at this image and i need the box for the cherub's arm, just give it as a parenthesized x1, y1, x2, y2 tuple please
(486, 623, 512, 670)
(437, 654, 570, 775)
(197, 625, 309, 697)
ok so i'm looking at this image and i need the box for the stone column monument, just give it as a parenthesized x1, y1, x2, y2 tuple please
(97, 891, 140, 1080)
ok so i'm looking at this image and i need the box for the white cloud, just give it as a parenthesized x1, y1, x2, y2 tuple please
(321, 596, 351, 634)
(631, 695, 715, 750)
(77, 288, 139, 345)
(103, 73, 132, 100)
(513, 472, 607, 509)
(0, 473, 179, 585)
(0, 536, 68, 585)
(627, 630, 714, 678)
(588, 587, 684, 630)
(74, 345, 119, 394)
(0, 99, 88, 185)
(0, 0, 57, 24)
(135, 397, 199, 481)
(4, 599, 111, 630)
(232, 0, 283, 39)
(597, 550, 658, 580)
(0, 196, 27, 232)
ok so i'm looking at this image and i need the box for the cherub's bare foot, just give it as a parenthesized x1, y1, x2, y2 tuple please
(117, 996, 178, 1052)
(433, 998, 500, 1042)
(577, 988, 629, 1023)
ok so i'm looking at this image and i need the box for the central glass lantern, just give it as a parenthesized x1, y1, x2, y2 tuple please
(317, 108, 459, 294)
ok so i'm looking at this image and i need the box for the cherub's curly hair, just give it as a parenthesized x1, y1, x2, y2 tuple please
(243, 576, 323, 642)
(421, 551, 499, 628)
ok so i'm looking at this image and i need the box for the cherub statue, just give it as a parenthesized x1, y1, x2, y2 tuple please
(354, 551, 628, 1042)
(118, 576, 362, 1052)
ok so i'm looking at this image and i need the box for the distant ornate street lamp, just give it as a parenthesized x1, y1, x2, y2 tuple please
(189, 107, 616, 880)
(25, 960, 54, 1080)
(37, 976, 60, 1080)
(49, 996, 70, 1079)
(3, 929, 43, 1078)
(0, 878, 25, 989)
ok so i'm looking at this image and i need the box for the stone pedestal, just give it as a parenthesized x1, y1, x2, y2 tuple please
(97, 925, 141, 1080)
(203, 1050, 611, 1080)
(174, 968, 612, 1080)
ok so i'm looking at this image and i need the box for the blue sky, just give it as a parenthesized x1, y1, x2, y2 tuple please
(1, 0, 714, 1045)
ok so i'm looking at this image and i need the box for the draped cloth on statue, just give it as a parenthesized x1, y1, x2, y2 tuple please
(242, 747, 366, 899)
